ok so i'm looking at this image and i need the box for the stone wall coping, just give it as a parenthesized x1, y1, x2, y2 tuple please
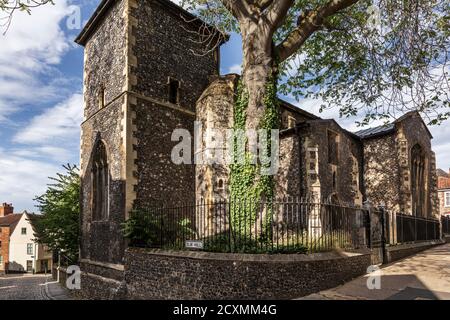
(126, 247, 370, 263)
(80, 258, 125, 271)
(386, 240, 444, 252)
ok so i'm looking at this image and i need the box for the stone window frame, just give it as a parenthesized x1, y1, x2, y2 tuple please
(445, 191, 450, 207)
(326, 129, 339, 166)
(410, 143, 427, 216)
(167, 77, 181, 105)
(307, 146, 318, 174)
(91, 139, 110, 222)
(216, 177, 226, 192)
(98, 85, 106, 109)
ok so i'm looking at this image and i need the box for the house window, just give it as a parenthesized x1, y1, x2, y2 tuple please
(327, 130, 339, 165)
(21, 227, 26, 235)
(0, 255, 3, 266)
(92, 140, 109, 221)
(27, 243, 33, 255)
(168, 78, 180, 104)
(445, 192, 450, 207)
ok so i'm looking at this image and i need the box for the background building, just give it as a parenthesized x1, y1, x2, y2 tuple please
(0, 203, 52, 274)
(438, 169, 450, 217)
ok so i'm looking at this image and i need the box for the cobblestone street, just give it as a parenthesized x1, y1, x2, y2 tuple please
(0, 274, 72, 300)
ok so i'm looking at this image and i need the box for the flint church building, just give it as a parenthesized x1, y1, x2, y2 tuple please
(76, 0, 439, 289)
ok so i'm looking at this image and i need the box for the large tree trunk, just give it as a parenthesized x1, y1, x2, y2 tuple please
(241, 20, 275, 131)
(228, 15, 280, 241)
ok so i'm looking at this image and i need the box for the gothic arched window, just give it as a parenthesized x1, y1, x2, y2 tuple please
(92, 140, 109, 221)
(411, 144, 425, 217)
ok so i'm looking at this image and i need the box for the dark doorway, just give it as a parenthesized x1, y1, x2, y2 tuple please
(26, 260, 33, 273)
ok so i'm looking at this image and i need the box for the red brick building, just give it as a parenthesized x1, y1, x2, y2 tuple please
(437, 169, 450, 217)
(0, 203, 22, 273)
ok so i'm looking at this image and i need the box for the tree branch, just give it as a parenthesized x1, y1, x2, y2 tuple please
(265, 0, 294, 30)
(276, 0, 360, 62)
(221, 0, 252, 21)
(256, 0, 274, 11)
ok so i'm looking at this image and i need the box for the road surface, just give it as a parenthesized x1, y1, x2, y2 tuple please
(0, 274, 71, 300)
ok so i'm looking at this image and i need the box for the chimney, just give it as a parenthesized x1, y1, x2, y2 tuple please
(0, 203, 14, 217)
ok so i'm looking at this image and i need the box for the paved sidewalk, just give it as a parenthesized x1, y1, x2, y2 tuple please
(300, 243, 450, 300)
(43, 280, 73, 300)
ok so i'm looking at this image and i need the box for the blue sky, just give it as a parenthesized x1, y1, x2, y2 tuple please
(0, 0, 448, 212)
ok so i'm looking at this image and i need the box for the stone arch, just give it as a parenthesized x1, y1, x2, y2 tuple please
(329, 192, 341, 205)
(217, 178, 224, 190)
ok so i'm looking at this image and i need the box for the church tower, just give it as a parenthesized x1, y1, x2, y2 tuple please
(76, 0, 222, 274)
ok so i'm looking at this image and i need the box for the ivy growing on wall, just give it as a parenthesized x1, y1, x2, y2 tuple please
(229, 73, 281, 244)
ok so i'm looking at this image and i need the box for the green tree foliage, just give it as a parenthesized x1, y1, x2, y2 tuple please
(180, 0, 449, 125)
(32, 164, 80, 263)
(122, 209, 195, 248)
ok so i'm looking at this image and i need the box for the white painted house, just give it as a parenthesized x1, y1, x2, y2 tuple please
(7, 212, 53, 273)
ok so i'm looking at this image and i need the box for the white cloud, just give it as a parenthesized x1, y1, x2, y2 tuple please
(14, 93, 83, 145)
(0, 2, 70, 62)
(430, 124, 450, 170)
(0, 149, 61, 212)
(0, 93, 83, 212)
(228, 64, 242, 74)
(0, 0, 72, 122)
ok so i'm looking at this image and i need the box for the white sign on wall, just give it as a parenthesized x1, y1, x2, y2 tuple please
(185, 240, 204, 250)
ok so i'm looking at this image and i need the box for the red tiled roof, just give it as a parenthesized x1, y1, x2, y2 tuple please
(437, 169, 450, 178)
(438, 177, 450, 189)
(0, 213, 23, 234)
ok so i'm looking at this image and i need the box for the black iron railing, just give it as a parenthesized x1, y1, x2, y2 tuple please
(442, 216, 450, 235)
(395, 213, 441, 244)
(126, 198, 369, 254)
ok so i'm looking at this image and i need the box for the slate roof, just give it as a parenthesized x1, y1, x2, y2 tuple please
(353, 111, 432, 140)
(0, 214, 23, 234)
(353, 123, 395, 139)
(278, 99, 321, 120)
